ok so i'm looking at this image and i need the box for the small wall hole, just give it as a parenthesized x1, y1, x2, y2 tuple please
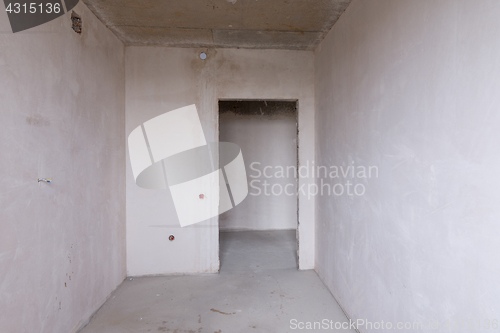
(71, 12, 82, 34)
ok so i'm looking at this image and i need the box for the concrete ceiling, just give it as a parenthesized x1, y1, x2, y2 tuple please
(82, 0, 352, 50)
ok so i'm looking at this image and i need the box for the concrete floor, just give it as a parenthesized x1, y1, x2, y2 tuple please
(79, 230, 355, 333)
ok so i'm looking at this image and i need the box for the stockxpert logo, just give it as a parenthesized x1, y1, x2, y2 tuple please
(127, 105, 249, 227)
(3, 0, 79, 33)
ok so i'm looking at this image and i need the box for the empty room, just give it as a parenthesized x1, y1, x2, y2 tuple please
(1, 0, 499, 332)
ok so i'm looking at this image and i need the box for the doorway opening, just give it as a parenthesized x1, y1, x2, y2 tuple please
(218, 100, 298, 272)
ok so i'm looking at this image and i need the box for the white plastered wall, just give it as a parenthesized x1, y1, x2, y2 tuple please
(126, 47, 315, 275)
(219, 111, 298, 231)
(0, 3, 126, 333)
(315, 0, 500, 331)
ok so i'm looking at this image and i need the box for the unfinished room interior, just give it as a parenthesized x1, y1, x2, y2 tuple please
(1, 0, 500, 332)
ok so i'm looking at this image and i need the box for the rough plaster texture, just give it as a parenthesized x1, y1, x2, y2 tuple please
(315, 0, 500, 331)
(0, 3, 126, 333)
(83, 0, 351, 50)
(126, 47, 315, 275)
(219, 109, 298, 231)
